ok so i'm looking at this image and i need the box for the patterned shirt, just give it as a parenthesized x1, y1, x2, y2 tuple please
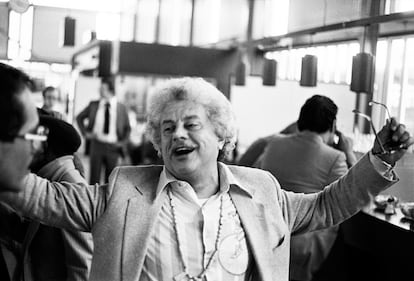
(140, 164, 252, 281)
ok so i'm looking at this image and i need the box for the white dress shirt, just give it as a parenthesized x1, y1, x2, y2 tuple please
(92, 97, 118, 143)
(141, 164, 252, 281)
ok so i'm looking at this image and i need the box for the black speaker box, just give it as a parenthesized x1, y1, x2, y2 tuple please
(262, 59, 277, 86)
(235, 61, 246, 86)
(300, 55, 317, 87)
(61, 16, 76, 47)
(350, 52, 374, 94)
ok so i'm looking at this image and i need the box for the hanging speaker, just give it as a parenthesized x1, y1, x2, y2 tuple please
(350, 52, 374, 94)
(60, 16, 76, 47)
(235, 61, 246, 86)
(262, 59, 277, 86)
(300, 55, 318, 87)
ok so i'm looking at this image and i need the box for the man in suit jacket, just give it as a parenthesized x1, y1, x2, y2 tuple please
(1, 78, 412, 281)
(238, 121, 298, 167)
(76, 77, 131, 184)
(259, 95, 356, 281)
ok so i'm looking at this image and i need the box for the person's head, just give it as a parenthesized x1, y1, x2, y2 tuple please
(99, 77, 115, 100)
(0, 63, 41, 191)
(297, 95, 338, 143)
(146, 77, 237, 179)
(42, 86, 59, 110)
(30, 109, 81, 173)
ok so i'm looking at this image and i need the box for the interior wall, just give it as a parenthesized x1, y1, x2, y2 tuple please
(231, 76, 357, 152)
(32, 6, 97, 64)
(0, 3, 8, 59)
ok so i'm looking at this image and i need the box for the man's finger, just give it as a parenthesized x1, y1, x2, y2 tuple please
(398, 131, 411, 143)
(389, 118, 398, 131)
(392, 124, 407, 141)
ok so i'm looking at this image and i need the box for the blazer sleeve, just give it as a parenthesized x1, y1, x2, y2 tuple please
(0, 174, 110, 233)
(273, 154, 398, 235)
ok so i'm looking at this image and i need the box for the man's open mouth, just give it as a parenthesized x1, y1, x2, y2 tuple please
(173, 146, 195, 156)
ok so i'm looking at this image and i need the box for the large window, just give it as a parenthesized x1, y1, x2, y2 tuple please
(266, 42, 359, 84)
(7, 7, 33, 60)
(253, 0, 289, 39)
(378, 37, 414, 139)
(386, 0, 414, 13)
(158, 0, 192, 45)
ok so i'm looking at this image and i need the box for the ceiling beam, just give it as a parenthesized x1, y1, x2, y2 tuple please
(250, 10, 414, 50)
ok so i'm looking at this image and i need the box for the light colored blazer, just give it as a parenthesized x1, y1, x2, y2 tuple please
(259, 132, 348, 280)
(3, 155, 396, 281)
(23, 156, 93, 281)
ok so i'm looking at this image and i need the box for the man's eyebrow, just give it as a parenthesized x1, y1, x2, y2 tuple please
(161, 115, 200, 124)
(183, 115, 200, 121)
(161, 120, 174, 125)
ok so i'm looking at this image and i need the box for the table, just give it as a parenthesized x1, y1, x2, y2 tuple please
(314, 204, 414, 281)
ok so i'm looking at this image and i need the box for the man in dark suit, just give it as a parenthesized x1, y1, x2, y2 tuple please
(258, 95, 357, 281)
(76, 77, 131, 184)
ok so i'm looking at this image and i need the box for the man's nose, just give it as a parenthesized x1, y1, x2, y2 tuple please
(172, 124, 187, 140)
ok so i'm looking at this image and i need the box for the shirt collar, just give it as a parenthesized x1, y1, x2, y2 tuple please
(155, 162, 253, 198)
(100, 96, 116, 106)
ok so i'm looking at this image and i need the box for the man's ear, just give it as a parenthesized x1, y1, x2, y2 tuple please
(331, 119, 337, 133)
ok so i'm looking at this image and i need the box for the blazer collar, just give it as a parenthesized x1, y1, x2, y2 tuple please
(149, 162, 255, 199)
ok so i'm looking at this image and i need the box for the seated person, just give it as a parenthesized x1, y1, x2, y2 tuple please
(237, 121, 298, 167)
(0, 110, 93, 281)
(258, 95, 356, 281)
(41, 86, 65, 120)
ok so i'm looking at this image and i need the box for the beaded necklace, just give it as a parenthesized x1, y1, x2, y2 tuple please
(168, 188, 225, 281)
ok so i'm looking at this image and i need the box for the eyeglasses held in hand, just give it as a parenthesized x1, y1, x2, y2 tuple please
(352, 109, 407, 154)
(352, 109, 387, 154)
(368, 100, 392, 120)
(15, 125, 48, 151)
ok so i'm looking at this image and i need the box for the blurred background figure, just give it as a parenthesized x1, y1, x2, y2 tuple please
(41, 86, 66, 120)
(122, 90, 161, 165)
(0, 110, 92, 281)
(258, 95, 356, 281)
(76, 77, 131, 184)
(237, 120, 298, 167)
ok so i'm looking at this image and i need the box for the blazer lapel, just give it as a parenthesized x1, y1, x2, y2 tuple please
(230, 189, 272, 281)
(122, 186, 167, 281)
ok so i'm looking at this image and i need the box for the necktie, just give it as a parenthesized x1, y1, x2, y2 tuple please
(103, 102, 110, 134)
